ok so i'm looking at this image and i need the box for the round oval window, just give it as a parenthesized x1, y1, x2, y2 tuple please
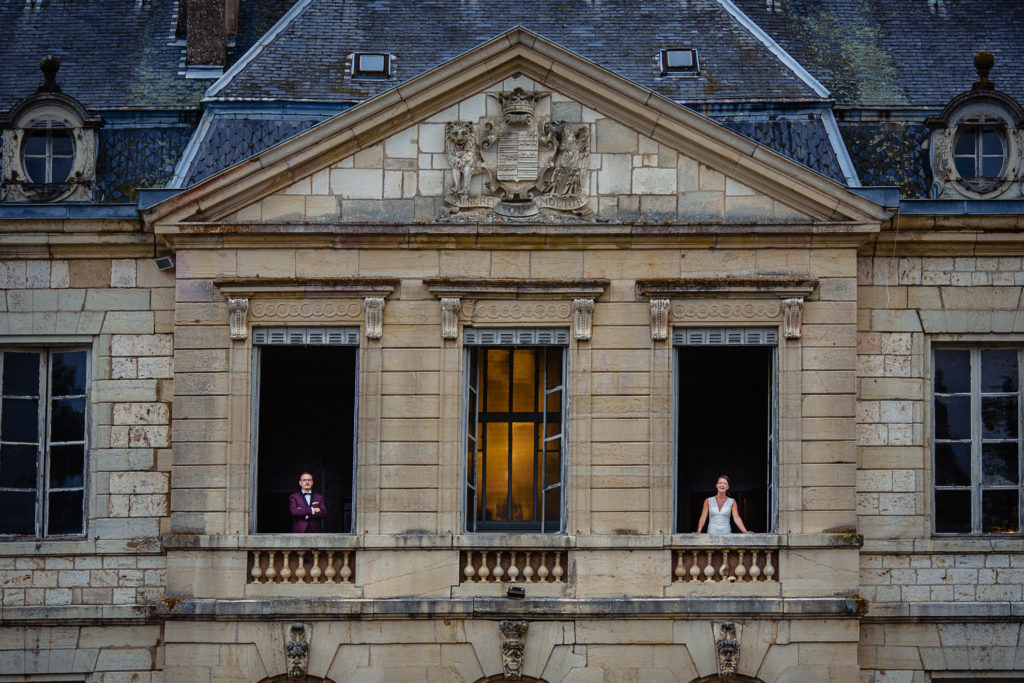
(23, 129, 75, 184)
(953, 126, 1005, 181)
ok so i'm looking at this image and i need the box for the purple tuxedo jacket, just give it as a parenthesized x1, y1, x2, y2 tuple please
(289, 491, 327, 533)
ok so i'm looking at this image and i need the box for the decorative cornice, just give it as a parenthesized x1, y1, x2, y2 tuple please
(637, 277, 818, 299)
(214, 277, 399, 299)
(424, 278, 609, 300)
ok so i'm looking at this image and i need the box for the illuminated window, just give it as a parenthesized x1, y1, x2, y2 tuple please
(933, 347, 1021, 534)
(464, 329, 566, 533)
(0, 348, 89, 537)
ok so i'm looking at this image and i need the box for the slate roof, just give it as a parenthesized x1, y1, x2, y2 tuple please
(0, 0, 296, 112)
(96, 124, 196, 202)
(722, 116, 845, 184)
(734, 0, 1024, 109)
(209, 0, 823, 104)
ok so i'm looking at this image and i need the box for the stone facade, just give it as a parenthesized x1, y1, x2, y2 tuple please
(1, 26, 1023, 683)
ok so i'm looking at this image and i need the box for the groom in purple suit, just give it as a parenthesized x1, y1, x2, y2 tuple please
(289, 472, 327, 533)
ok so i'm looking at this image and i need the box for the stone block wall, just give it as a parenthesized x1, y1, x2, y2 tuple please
(0, 250, 172, 607)
(0, 624, 161, 681)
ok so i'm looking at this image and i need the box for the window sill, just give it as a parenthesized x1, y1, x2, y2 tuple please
(0, 538, 94, 555)
(865, 536, 1024, 554)
(161, 532, 857, 551)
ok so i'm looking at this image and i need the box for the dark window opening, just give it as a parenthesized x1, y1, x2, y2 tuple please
(466, 345, 564, 533)
(676, 345, 774, 533)
(255, 345, 356, 533)
(953, 115, 1007, 193)
(934, 347, 1021, 534)
(0, 348, 88, 537)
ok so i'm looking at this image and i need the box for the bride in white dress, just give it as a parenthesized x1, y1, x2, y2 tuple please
(694, 475, 754, 534)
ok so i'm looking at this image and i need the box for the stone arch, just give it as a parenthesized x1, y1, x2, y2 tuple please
(692, 675, 764, 683)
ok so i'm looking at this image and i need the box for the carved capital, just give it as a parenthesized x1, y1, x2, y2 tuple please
(782, 297, 804, 339)
(285, 623, 310, 679)
(440, 297, 462, 340)
(650, 298, 670, 340)
(715, 621, 740, 679)
(499, 620, 528, 680)
(573, 298, 594, 341)
(227, 298, 249, 340)
(364, 297, 385, 339)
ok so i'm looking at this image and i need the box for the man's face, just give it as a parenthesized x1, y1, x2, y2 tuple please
(299, 475, 313, 492)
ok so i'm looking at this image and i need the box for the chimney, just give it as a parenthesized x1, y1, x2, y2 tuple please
(183, 0, 228, 68)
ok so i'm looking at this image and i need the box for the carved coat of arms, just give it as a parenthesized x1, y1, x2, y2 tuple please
(443, 87, 591, 218)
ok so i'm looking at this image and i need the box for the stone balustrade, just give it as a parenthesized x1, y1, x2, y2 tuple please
(460, 549, 567, 583)
(672, 548, 778, 583)
(247, 549, 355, 584)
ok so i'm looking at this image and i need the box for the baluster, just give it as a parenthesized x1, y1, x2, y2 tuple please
(508, 552, 519, 582)
(265, 551, 278, 583)
(310, 550, 322, 584)
(704, 550, 715, 582)
(538, 552, 549, 582)
(552, 553, 564, 582)
(250, 551, 263, 584)
(295, 551, 307, 582)
(689, 550, 701, 581)
(464, 552, 477, 582)
(324, 551, 337, 584)
(674, 552, 686, 581)
(339, 551, 352, 583)
(479, 551, 490, 582)
(719, 551, 730, 582)
(523, 552, 534, 582)
(734, 549, 747, 581)
(749, 550, 761, 580)
(764, 552, 776, 581)
(493, 551, 505, 582)
(280, 550, 292, 583)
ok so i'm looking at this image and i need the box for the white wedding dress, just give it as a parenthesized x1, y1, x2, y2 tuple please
(707, 497, 734, 534)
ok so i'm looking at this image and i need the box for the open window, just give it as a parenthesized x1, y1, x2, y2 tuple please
(675, 328, 777, 533)
(251, 327, 358, 533)
(464, 328, 567, 533)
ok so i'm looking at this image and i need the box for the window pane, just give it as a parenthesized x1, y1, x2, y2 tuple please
(935, 490, 972, 533)
(24, 133, 46, 156)
(2, 398, 39, 442)
(982, 442, 1019, 486)
(935, 442, 971, 486)
(935, 396, 970, 439)
(982, 489, 1019, 534)
(665, 49, 694, 68)
(3, 352, 41, 395)
(510, 422, 535, 520)
(981, 349, 1018, 392)
(49, 444, 84, 488)
(51, 132, 74, 156)
(51, 351, 87, 396)
(485, 349, 509, 412)
(934, 349, 969, 393)
(24, 157, 47, 183)
(511, 349, 536, 412)
(982, 129, 1003, 155)
(50, 396, 86, 442)
(357, 54, 386, 72)
(981, 156, 1003, 178)
(0, 490, 36, 534)
(981, 396, 1018, 439)
(46, 489, 83, 535)
(50, 156, 73, 183)
(484, 422, 508, 521)
(545, 350, 562, 413)
(0, 443, 38, 488)
(954, 131, 975, 156)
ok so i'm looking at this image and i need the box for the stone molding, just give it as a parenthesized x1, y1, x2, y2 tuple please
(464, 301, 572, 322)
(499, 620, 528, 680)
(249, 299, 365, 322)
(285, 623, 310, 679)
(363, 297, 385, 339)
(650, 299, 670, 340)
(715, 621, 741, 678)
(670, 299, 782, 322)
(636, 277, 818, 299)
(227, 297, 249, 340)
(782, 297, 804, 339)
(215, 277, 399, 299)
(440, 297, 462, 339)
(424, 278, 609, 300)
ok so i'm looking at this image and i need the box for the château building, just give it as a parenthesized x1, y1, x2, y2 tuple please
(1, 1, 1023, 681)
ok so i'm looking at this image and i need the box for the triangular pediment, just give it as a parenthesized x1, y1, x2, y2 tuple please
(145, 28, 888, 230)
